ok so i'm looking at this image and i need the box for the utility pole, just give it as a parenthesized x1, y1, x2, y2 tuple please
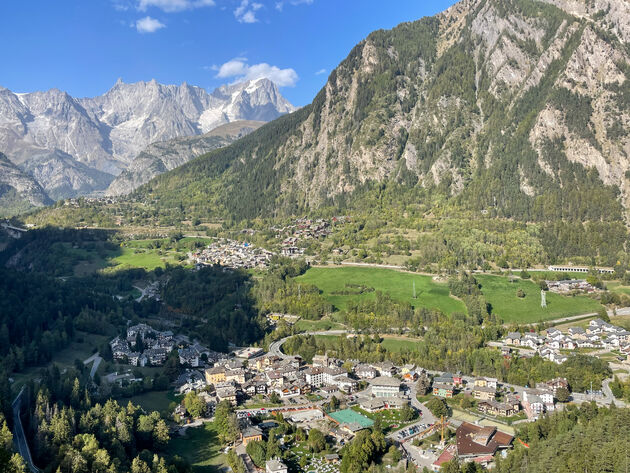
(413, 281, 416, 299)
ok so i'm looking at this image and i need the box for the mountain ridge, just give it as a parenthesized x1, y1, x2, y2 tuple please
(135, 0, 630, 225)
(0, 78, 295, 202)
(106, 120, 265, 196)
(0, 152, 52, 217)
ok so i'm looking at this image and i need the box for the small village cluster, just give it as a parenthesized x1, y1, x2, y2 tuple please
(273, 218, 335, 257)
(504, 318, 630, 364)
(109, 323, 217, 368)
(545, 279, 597, 294)
(189, 239, 275, 269)
(431, 372, 567, 419)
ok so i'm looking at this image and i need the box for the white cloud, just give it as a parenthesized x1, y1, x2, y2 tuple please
(138, 0, 214, 13)
(275, 0, 313, 11)
(136, 16, 166, 33)
(315, 68, 327, 75)
(214, 58, 298, 87)
(234, 0, 263, 23)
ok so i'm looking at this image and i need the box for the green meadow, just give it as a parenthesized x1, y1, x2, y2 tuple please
(476, 275, 603, 323)
(296, 266, 465, 314)
(297, 266, 603, 323)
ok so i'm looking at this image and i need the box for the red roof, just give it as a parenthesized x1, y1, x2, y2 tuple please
(456, 422, 513, 457)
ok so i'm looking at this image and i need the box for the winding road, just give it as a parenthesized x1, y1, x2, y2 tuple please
(83, 352, 102, 379)
(12, 388, 40, 473)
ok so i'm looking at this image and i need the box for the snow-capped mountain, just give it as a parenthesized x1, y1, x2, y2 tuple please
(0, 78, 295, 201)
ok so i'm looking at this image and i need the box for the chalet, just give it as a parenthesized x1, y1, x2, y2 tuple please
(355, 364, 377, 379)
(216, 385, 237, 405)
(360, 398, 385, 413)
(505, 332, 521, 345)
(331, 375, 358, 393)
(275, 385, 301, 398)
(474, 377, 498, 389)
(453, 372, 464, 386)
(225, 369, 247, 384)
(433, 383, 454, 398)
(568, 327, 587, 340)
(376, 361, 396, 377)
(266, 459, 288, 473)
(472, 385, 496, 401)
(312, 354, 329, 368)
(178, 347, 200, 367)
(477, 400, 517, 417)
(434, 372, 455, 386)
(265, 371, 285, 388)
(241, 425, 263, 446)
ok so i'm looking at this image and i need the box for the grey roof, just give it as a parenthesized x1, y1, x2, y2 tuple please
(266, 459, 287, 471)
(370, 376, 401, 387)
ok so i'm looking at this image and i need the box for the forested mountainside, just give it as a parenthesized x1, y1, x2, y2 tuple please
(106, 120, 264, 196)
(137, 0, 630, 224)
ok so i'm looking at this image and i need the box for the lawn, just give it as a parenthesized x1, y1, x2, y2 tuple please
(108, 247, 180, 271)
(170, 421, 227, 473)
(125, 390, 177, 414)
(296, 267, 465, 314)
(350, 406, 416, 434)
(476, 275, 603, 324)
(294, 318, 346, 332)
(607, 282, 630, 296)
(380, 337, 422, 352)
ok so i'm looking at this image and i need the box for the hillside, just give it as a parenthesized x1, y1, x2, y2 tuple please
(106, 120, 264, 196)
(137, 0, 630, 225)
(0, 152, 52, 217)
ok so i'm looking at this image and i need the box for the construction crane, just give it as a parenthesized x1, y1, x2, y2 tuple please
(407, 416, 449, 444)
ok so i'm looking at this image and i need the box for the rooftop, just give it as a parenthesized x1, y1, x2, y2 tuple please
(328, 408, 374, 429)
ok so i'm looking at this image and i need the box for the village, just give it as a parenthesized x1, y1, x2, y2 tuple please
(189, 239, 275, 269)
(273, 218, 337, 257)
(105, 320, 624, 473)
(502, 318, 630, 365)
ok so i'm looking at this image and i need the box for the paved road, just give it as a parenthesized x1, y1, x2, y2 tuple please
(133, 281, 160, 302)
(83, 352, 102, 379)
(12, 388, 40, 473)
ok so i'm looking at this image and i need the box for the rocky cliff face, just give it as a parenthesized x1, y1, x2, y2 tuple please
(0, 152, 52, 217)
(143, 0, 630, 222)
(0, 78, 295, 201)
(106, 120, 264, 196)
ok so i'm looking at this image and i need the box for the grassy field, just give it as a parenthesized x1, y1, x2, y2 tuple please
(296, 266, 602, 323)
(125, 390, 177, 414)
(170, 421, 227, 473)
(607, 282, 630, 296)
(109, 247, 180, 270)
(314, 334, 421, 352)
(296, 267, 465, 314)
(476, 275, 603, 323)
(380, 337, 422, 352)
(293, 318, 346, 332)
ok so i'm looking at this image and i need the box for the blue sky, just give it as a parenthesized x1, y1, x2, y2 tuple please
(0, 0, 457, 106)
